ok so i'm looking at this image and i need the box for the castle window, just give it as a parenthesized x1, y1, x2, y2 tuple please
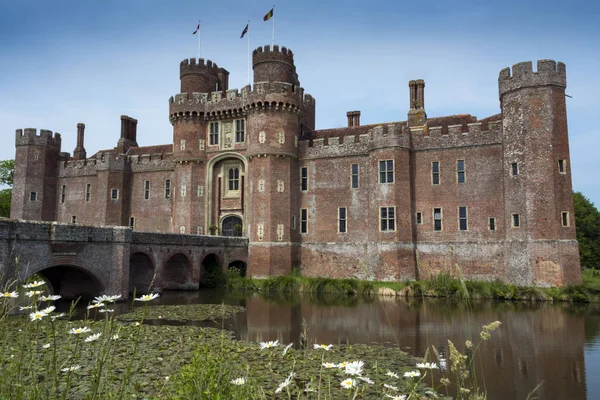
(380, 207, 396, 231)
(61, 185, 66, 203)
(351, 164, 359, 189)
(458, 206, 468, 231)
(489, 218, 496, 231)
(209, 122, 219, 145)
(197, 185, 204, 197)
(199, 139, 205, 150)
(416, 212, 422, 225)
(292, 215, 296, 230)
(512, 214, 520, 228)
(338, 207, 347, 233)
(379, 160, 394, 183)
(129, 217, 135, 229)
(144, 180, 150, 200)
(236, 120, 245, 143)
(180, 139, 186, 151)
(30, 192, 37, 201)
(111, 189, 119, 200)
(165, 179, 171, 199)
(278, 132, 285, 144)
(561, 211, 570, 227)
(457, 160, 466, 183)
(558, 159, 567, 174)
(197, 226, 203, 235)
(71, 216, 77, 224)
(300, 209, 308, 234)
(511, 162, 519, 176)
(180, 184, 186, 197)
(228, 168, 240, 191)
(432, 162, 440, 185)
(301, 167, 308, 191)
(433, 208, 443, 231)
(179, 225, 186, 234)
(85, 184, 91, 203)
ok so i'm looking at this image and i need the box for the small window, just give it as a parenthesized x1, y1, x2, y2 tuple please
(197, 226, 203, 235)
(165, 179, 171, 199)
(278, 132, 285, 144)
(180, 139, 186, 151)
(111, 189, 119, 200)
(292, 215, 296, 230)
(558, 159, 567, 174)
(144, 180, 150, 200)
(180, 184, 186, 197)
(179, 225, 186, 234)
(71, 215, 77, 224)
(416, 212, 422, 225)
(60, 185, 66, 203)
(338, 207, 347, 233)
(458, 206, 468, 231)
(301, 167, 308, 191)
(433, 208, 443, 231)
(30, 192, 37, 201)
(379, 160, 394, 183)
(129, 217, 135, 229)
(380, 207, 396, 231)
(351, 164, 359, 189)
(512, 214, 520, 228)
(236, 120, 245, 143)
(85, 183, 91, 203)
(489, 218, 496, 231)
(197, 185, 204, 197)
(300, 209, 308, 233)
(457, 160, 465, 183)
(561, 211, 570, 227)
(199, 139, 205, 150)
(432, 161, 440, 185)
(228, 168, 240, 191)
(511, 162, 519, 176)
(209, 122, 219, 145)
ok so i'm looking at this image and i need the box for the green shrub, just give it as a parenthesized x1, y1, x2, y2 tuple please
(261, 275, 300, 293)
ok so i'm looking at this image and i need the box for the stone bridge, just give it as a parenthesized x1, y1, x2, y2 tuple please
(0, 220, 248, 299)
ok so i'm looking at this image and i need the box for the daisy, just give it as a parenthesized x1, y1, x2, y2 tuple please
(51, 313, 65, 321)
(1, 291, 18, 298)
(231, 377, 246, 385)
(84, 333, 102, 343)
(322, 362, 337, 369)
(23, 281, 45, 288)
(39, 295, 61, 301)
(87, 303, 104, 309)
(42, 343, 51, 349)
(19, 306, 33, 310)
(385, 395, 407, 400)
(25, 290, 42, 297)
(259, 340, 279, 350)
(282, 342, 293, 355)
(61, 365, 81, 372)
(340, 378, 356, 389)
(345, 360, 364, 376)
(384, 383, 399, 391)
(40, 306, 56, 314)
(403, 371, 421, 378)
(337, 361, 349, 368)
(111, 334, 120, 340)
(134, 293, 160, 302)
(416, 362, 439, 369)
(274, 373, 294, 394)
(29, 311, 47, 321)
(99, 309, 114, 313)
(92, 294, 121, 303)
(313, 344, 333, 351)
(69, 327, 91, 335)
(386, 371, 399, 379)
(358, 376, 374, 384)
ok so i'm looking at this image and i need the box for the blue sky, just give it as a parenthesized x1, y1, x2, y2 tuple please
(1, 0, 599, 205)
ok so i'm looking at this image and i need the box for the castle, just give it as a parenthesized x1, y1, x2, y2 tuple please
(10, 45, 582, 286)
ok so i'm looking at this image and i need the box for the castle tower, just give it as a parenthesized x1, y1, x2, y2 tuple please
(499, 60, 581, 285)
(11, 128, 61, 221)
(246, 45, 304, 276)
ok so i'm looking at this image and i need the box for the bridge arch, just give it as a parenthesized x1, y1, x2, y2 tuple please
(161, 252, 194, 290)
(228, 260, 247, 277)
(25, 261, 105, 300)
(129, 252, 155, 294)
(200, 253, 223, 288)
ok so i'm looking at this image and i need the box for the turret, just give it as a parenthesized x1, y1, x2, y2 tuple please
(252, 45, 298, 85)
(180, 58, 229, 93)
(73, 123, 86, 160)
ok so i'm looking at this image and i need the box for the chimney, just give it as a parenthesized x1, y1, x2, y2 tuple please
(352, 111, 361, 127)
(346, 111, 354, 127)
(407, 79, 427, 127)
(117, 115, 138, 154)
(409, 80, 417, 109)
(129, 118, 138, 143)
(120, 115, 128, 139)
(416, 79, 425, 109)
(73, 123, 87, 160)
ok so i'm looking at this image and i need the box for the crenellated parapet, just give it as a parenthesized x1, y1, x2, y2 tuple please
(180, 58, 229, 94)
(129, 152, 174, 173)
(252, 45, 297, 85)
(412, 120, 503, 150)
(15, 128, 62, 148)
(499, 60, 566, 98)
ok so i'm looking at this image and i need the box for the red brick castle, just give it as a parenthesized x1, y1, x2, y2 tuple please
(11, 45, 582, 286)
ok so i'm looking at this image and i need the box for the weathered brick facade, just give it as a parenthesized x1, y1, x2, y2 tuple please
(10, 46, 581, 286)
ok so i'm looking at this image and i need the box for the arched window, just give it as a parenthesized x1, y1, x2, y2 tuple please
(228, 168, 239, 191)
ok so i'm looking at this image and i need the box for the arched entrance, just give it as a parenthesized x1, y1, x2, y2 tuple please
(222, 216, 243, 237)
(31, 266, 104, 300)
(228, 260, 247, 277)
(129, 252, 155, 294)
(200, 253, 223, 288)
(162, 253, 193, 290)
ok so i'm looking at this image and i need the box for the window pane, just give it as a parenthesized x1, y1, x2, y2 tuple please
(459, 207, 467, 219)
(432, 162, 439, 173)
(381, 208, 387, 219)
(458, 171, 465, 183)
(457, 160, 465, 170)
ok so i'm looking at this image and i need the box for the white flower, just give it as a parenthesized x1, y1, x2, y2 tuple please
(92, 294, 122, 303)
(61, 365, 81, 372)
(42, 343, 51, 349)
(385, 395, 407, 400)
(23, 281, 45, 288)
(19, 306, 33, 310)
(416, 362, 438, 369)
(358, 376, 374, 384)
(313, 344, 333, 351)
(345, 360, 364, 376)
(40, 306, 56, 314)
(40, 295, 61, 301)
(134, 293, 160, 302)
(337, 361, 349, 368)
(25, 290, 42, 297)
(51, 313, 65, 321)
(340, 378, 356, 389)
(384, 383, 399, 391)
(29, 311, 47, 321)
(1, 291, 18, 298)
(403, 370, 421, 378)
(134, 322, 141, 326)
(386, 371, 399, 379)
(282, 342, 293, 355)
(259, 340, 279, 350)
(274, 372, 294, 393)
(322, 362, 337, 369)
(111, 334, 120, 340)
(99, 309, 114, 313)
(231, 377, 246, 385)
(87, 303, 104, 309)
(69, 327, 91, 334)
(84, 333, 102, 343)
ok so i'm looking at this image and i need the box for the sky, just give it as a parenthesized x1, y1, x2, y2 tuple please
(1, 0, 599, 205)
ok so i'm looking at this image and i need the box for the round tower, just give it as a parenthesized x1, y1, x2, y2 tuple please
(499, 60, 581, 285)
(180, 58, 229, 93)
(252, 45, 298, 85)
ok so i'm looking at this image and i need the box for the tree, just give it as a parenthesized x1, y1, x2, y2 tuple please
(0, 159, 14, 218)
(573, 191, 600, 269)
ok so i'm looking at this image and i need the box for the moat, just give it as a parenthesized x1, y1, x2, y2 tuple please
(80, 290, 600, 400)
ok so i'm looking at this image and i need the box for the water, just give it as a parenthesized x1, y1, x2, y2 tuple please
(86, 291, 600, 399)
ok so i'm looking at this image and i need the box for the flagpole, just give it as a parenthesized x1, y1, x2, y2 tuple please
(272, 5, 275, 47)
(247, 21, 251, 85)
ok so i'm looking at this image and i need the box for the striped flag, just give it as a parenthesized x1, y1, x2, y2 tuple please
(193, 22, 200, 35)
(240, 24, 248, 38)
(263, 8, 274, 21)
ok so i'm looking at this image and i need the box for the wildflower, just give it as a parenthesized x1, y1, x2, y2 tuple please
(231, 377, 246, 385)
(322, 362, 337, 369)
(134, 322, 141, 326)
(416, 362, 438, 369)
(111, 334, 120, 340)
(51, 313, 65, 321)
(386, 371, 399, 379)
(465, 340, 473, 349)
(439, 378, 451, 386)
(459, 388, 471, 394)
(92, 294, 122, 303)
(40, 295, 61, 301)
(403, 370, 421, 378)
(42, 343, 51, 349)
(99, 309, 114, 313)
(40, 305, 56, 314)
(69, 327, 91, 334)
(340, 378, 356, 389)
(1, 291, 18, 298)
(385, 395, 407, 400)
(19, 306, 33, 310)
(358, 376, 374, 384)
(61, 365, 81, 372)
(23, 281, 45, 288)
(384, 383, 399, 391)
(29, 311, 47, 321)
(482, 321, 502, 332)
(480, 331, 491, 340)
(25, 290, 42, 297)
(259, 340, 279, 350)
(313, 344, 333, 351)
(87, 303, 104, 309)
(274, 372, 294, 393)
(84, 333, 102, 343)
(282, 342, 293, 355)
(165, 376, 170, 381)
(345, 360, 364, 376)
(337, 361, 349, 368)
(134, 293, 160, 302)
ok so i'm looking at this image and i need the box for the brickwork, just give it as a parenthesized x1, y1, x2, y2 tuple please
(10, 47, 581, 286)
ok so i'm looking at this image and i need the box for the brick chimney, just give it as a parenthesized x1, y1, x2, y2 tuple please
(73, 123, 87, 160)
(346, 111, 361, 127)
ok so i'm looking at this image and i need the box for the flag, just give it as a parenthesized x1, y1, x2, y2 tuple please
(263, 8, 273, 21)
(240, 24, 248, 39)
(193, 22, 200, 35)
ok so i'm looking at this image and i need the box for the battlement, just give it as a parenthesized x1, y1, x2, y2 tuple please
(180, 58, 221, 75)
(15, 128, 62, 148)
(498, 60, 566, 98)
(252, 45, 294, 61)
